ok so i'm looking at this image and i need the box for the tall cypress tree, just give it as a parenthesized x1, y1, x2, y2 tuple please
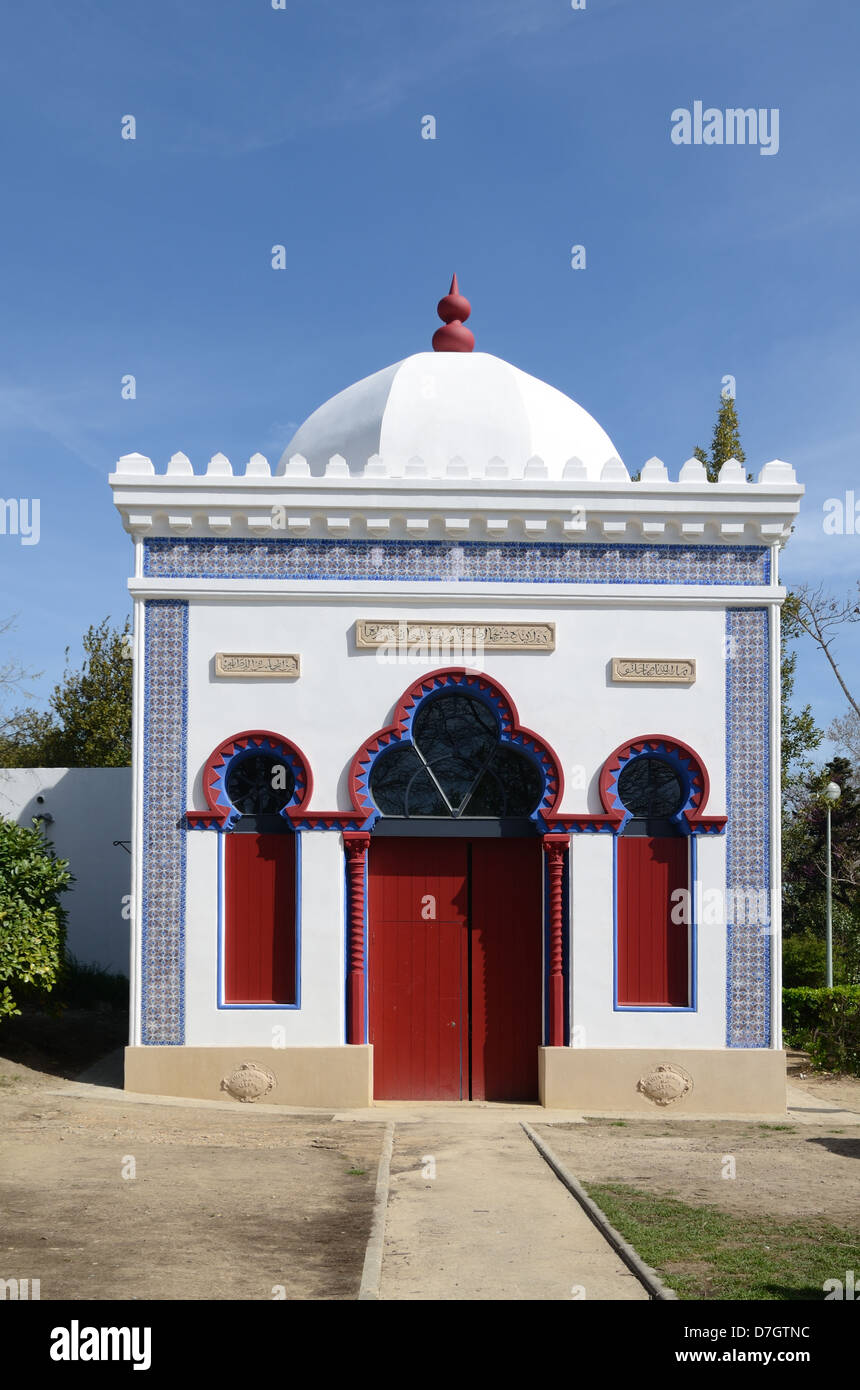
(694, 394, 747, 483)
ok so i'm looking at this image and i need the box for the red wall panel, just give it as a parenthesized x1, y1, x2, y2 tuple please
(617, 836, 689, 1006)
(225, 834, 296, 1003)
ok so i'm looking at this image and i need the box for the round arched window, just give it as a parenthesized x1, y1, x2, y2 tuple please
(225, 752, 295, 817)
(616, 755, 684, 820)
(369, 692, 543, 819)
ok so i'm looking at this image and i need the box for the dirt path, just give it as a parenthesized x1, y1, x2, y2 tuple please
(375, 1111, 649, 1301)
(0, 1060, 384, 1301)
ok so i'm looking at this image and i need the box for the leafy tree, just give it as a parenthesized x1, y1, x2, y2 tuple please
(781, 934, 827, 988)
(782, 757, 860, 984)
(781, 593, 824, 793)
(786, 582, 860, 721)
(0, 817, 72, 1018)
(0, 618, 132, 768)
(0, 614, 41, 735)
(781, 595, 860, 987)
(830, 708, 860, 777)
(693, 393, 747, 482)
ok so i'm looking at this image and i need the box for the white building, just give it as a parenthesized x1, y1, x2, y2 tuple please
(110, 279, 802, 1111)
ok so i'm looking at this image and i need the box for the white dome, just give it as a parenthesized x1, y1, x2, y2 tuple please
(278, 351, 621, 481)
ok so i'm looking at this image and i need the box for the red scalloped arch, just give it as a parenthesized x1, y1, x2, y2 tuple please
(598, 733, 725, 833)
(348, 668, 564, 819)
(199, 728, 313, 818)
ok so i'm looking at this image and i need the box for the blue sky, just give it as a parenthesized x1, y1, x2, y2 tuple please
(0, 0, 857, 761)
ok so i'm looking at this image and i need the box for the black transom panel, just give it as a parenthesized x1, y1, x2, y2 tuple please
(369, 693, 543, 819)
(616, 755, 684, 818)
(225, 752, 295, 817)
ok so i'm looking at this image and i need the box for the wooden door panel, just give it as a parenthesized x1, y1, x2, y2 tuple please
(470, 839, 542, 1102)
(617, 836, 689, 1006)
(224, 833, 296, 1003)
(369, 839, 467, 1100)
(370, 839, 467, 922)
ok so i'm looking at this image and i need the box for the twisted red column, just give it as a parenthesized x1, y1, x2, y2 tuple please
(543, 835, 570, 1047)
(343, 833, 370, 1045)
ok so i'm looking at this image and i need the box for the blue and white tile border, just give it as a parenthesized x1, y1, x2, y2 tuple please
(140, 599, 188, 1045)
(143, 537, 770, 587)
(725, 607, 771, 1048)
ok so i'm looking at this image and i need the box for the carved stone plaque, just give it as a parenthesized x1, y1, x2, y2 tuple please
(636, 1064, 693, 1107)
(355, 620, 555, 652)
(220, 1062, 276, 1103)
(611, 658, 696, 684)
(215, 652, 300, 678)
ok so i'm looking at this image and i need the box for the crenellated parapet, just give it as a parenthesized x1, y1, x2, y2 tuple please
(111, 450, 802, 545)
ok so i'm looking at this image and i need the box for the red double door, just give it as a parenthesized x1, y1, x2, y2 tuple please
(368, 838, 543, 1102)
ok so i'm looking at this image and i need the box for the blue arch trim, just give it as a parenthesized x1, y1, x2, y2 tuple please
(208, 734, 307, 830)
(602, 739, 702, 836)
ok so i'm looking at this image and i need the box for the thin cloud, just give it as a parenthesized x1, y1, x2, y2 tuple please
(0, 385, 104, 476)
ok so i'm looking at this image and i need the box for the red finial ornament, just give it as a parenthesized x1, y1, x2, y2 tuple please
(432, 273, 475, 352)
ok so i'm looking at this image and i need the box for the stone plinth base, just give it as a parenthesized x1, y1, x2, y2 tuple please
(538, 1047, 786, 1114)
(124, 1046, 373, 1108)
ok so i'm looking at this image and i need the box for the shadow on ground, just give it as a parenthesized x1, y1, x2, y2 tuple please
(0, 1007, 128, 1080)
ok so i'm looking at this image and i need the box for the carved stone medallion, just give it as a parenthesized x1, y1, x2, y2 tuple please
(636, 1063, 693, 1107)
(220, 1062, 276, 1103)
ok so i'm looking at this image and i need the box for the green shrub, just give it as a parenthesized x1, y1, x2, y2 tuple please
(782, 934, 827, 987)
(783, 986, 860, 1075)
(0, 817, 73, 1018)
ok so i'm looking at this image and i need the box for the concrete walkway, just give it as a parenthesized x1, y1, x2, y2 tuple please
(785, 1080, 860, 1124)
(362, 1108, 649, 1301)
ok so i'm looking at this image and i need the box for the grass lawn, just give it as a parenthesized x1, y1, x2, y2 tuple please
(585, 1183, 858, 1301)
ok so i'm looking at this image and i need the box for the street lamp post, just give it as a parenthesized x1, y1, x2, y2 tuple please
(824, 781, 841, 988)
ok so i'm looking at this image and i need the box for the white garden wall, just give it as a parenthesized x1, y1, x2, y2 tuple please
(0, 767, 131, 976)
